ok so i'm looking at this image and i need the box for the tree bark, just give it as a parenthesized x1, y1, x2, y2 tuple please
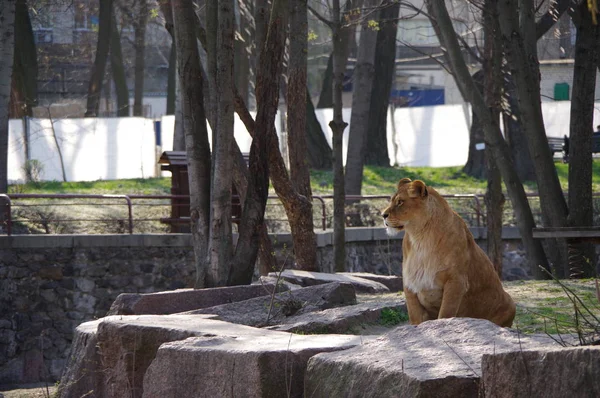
(133, 0, 148, 116)
(425, 0, 550, 279)
(567, 2, 598, 278)
(345, 0, 378, 197)
(330, 0, 348, 273)
(207, 0, 235, 287)
(10, 0, 37, 119)
(171, 0, 212, 288)
(0, 0, 16, 197)
(365, 0, 399, 167)
(482, 0, 504, 276)
(229, 0, 287, 284)
(110, 13, 129, 117)
(166, 41, 176, 115)
(234, 1, 251, 106)
(463, 71, 486, 179)
(85, 0, 112, 117)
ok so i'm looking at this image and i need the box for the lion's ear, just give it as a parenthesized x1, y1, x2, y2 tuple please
(408, 180, 428, 198)
(397, 178, 412, 190)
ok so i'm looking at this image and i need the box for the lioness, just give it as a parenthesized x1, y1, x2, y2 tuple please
(382, 178, 516, 327)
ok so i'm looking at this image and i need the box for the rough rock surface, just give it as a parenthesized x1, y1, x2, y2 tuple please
(57, 319, 103, 398)
(482, 346, 600, 398)
(266, 270, 390, 293)
(253, 275, 302, 290)
(186, 282, 357, 327)
(142, 333, 366, 398)
(107, 283, 285, 315)
(268, 299, 407, 334)
(338, 272, 402, 291)
(304, 318, 561, 398)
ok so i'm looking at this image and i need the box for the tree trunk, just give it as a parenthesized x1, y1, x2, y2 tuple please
(288, 0, 311, 198)
(364, 0, 399, 167)
(306, 88, 332, 169)
(503, 74, 536, 182)
(166, 41, 176, 115)
(234, 1, 251, 106)
(133, 0, 148, 117)
(463, 71, 486, 179)
(208, 0, 235, 287)
(110, 13, 129, 117)
(10, 0, 37, 119)
(345, 0, 378, 197)
(206, 0, 218, 137)
(171, 0, 212, 288)
(85, 0, 112, 117)
(482, 0, 504, 277)
(0, 0, 16, 197)
(316, 0, 361, 109)
(425, 0, 550, 279)
(497, 1, 569, 273)
(229, 0, 287, 284)
(567, 2, 598, 278)
(330, 0, 348, 273)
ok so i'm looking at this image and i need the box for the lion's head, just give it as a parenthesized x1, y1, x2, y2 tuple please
(381, 178, 429, 236)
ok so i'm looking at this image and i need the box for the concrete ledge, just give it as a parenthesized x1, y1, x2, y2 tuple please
(0, 227, 524, 249)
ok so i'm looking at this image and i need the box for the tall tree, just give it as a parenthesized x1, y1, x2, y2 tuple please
(0, 0, 16, 196)
(171, 0, 212, 288)
(345, 1, 379, 196)
(229, 0, 287, 284)
(364, 0, 399, 167)
(497, 0, 569, 272)
(85, 0, 113, 117)
(330, 0, 348, 272)
(10, 0, 37, 118)
(566, 1, 599, 278)
(306, 88, 332, 169)
(425, 0, 550, 279)
(110, 13, 129, 117)
(207, 0, 235, 287)
(133, 0, 149, 116)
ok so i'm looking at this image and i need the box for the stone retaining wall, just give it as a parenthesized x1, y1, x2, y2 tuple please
(0, 228, 526, 384)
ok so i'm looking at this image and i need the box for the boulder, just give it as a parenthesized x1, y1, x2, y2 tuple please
(186, 282, 357, 327)
(304, 318, 561, 398)
(269, 299, 407, 334)
(57, 319, 104, 398)
(107, 283, 286, 315)
(266, 270, 389, 293)
(482, 346, 600, 397)
(253, 275, 302, 290)
(142, 333, 366, 398)
(338, 272, 402, 292)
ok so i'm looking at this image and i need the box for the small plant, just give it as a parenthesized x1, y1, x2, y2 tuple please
(379, 307, 409, 326)
(22, 159, 44, 183)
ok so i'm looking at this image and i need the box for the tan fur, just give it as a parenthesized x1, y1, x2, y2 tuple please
(382, 178, 516, 327)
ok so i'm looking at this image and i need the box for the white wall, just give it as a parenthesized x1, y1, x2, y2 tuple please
(9, 100, 600, 182)
(9, 117, 156, 183)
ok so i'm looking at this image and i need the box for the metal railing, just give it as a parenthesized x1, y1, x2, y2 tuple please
(0, 192, 488, 236)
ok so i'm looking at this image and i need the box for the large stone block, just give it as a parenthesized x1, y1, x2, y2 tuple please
(57, 319, 104, 398)
(266, 270, 389, 293)
(305, 318, 560, 398)
(187, 282, 357, 327)
(482, 346, 600, 398)
(142, 333, 365, 398)
(107, 283, 286, 315)
(269, 299, 407, 334)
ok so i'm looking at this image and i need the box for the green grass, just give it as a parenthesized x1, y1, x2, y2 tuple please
(10, 161, 600, 196)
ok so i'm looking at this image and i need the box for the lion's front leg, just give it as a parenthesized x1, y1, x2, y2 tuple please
(438, 278, 467, 319)
(405, 289, 432, 325)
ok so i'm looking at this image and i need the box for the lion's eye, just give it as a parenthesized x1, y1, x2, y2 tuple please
(397, 201, 404, 207)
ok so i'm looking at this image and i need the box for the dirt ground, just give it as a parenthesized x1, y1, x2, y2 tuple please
(0, 383, 57, 398)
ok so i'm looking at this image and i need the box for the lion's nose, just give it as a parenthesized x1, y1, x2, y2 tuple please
(382, 213, 388, 219)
